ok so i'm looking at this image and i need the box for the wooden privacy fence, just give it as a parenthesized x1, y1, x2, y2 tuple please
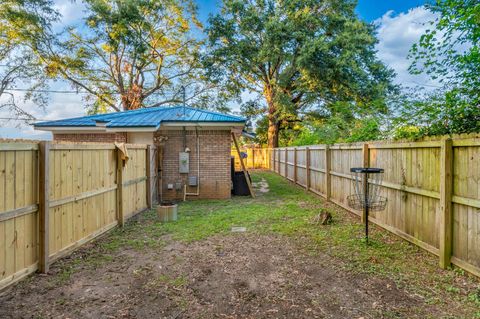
(231, 148, 271, 170)
(0, 141, 156, 290)
(271, 136, 480, 277)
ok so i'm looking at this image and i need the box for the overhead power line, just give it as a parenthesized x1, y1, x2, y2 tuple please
(5, 88, 90, 94)
(4, 88, 185, 95)
(0, 117, 41, 121)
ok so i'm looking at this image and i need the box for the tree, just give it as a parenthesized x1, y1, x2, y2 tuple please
(39, 0, 212, 112)
(390, 87, 480, 139)
(205, 0, 395, 147)
(0, 0, 57, 121)
(408, 0, 480, 136)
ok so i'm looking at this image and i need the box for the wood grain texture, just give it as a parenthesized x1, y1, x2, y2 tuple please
(0, 142, 150, 291)
(272, 137, 480, 277)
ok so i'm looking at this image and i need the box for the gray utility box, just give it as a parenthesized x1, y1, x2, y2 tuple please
(179, 152, 190, 173)
(188, 176, 197, 186)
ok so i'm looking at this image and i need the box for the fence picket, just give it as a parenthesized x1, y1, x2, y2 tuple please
(270, 136, 480, 277)
(0, 141, 150, 290)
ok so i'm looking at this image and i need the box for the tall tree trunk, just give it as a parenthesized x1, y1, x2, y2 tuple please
(121, 83, 143, 110)
(267, 116, 279, 148)
(265, 85, 280, 148)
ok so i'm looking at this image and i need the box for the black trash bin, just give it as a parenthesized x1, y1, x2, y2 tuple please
(233, 171, 251, 196)
(230, 156, 235, 182)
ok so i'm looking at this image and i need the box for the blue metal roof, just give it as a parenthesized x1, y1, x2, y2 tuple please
(34, 106, 246, 129)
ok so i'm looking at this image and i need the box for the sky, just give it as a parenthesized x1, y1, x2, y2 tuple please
(0, 0, 436, 140)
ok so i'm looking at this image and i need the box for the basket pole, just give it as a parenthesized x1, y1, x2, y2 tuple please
(362, 143, 370, 244)
(364, 172, 369, 244)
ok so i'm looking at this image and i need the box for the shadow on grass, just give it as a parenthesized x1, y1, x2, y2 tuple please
(94, 171, 480, 317)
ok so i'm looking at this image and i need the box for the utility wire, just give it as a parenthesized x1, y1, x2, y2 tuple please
(0, 117, 40, 121)
(5, 88, 89, 94)
(4, 88, 184, 96)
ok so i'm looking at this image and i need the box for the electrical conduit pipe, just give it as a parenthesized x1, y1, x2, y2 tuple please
(184, 127, 200, 200)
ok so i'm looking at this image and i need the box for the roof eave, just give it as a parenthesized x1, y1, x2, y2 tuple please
(34, 121, 245, 133)
(160, 121, 245, 127)
(33, 126, 103, 132)
(105, 125, 160, 132)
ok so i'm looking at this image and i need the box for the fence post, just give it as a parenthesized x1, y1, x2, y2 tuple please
(284, 148, 288, 178)
(265, 148, 269, 169)
(252, 149, 256, 169)
(293, 147, 297, 184)
(116, 148, 125, 227)
(146, 145, 153, 209)
(361, 143, 369, 223)
(276, 149, 279, 173)
(325, 145, 331, 201)
(38, 141, 50, 273)
(272, 148, 275, 172)
(265, 148, 272, 170)
(306, 147, 311, 191)
(439, 138, 453, 268)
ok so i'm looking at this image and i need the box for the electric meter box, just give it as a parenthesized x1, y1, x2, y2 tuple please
(179, 152, 190, 173)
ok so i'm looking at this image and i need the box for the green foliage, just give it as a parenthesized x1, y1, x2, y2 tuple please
(410, 0, 480, 90)
(346, 117, 382, 142)
(406, 0, 480, 137)
(0, 0, 57, 46)
(26, 0, 219, 113)
(0, 0, 56, 120)
(205, 0, 395, 147)
(67, 0, 206, 111)
(252, 99, 384, 145)
(39, 171, 480, 317)
(390, 87, 480, 139)
(284, 116, 382, 146)
(391, 125, 423, 140)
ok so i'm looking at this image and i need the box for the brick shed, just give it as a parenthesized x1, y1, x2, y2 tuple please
(34, 106, 246, 200)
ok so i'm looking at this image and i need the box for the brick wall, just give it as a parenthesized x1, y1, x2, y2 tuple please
(53, 129, 232, 200)
(53, 133, 127, 143)
(156, 129, 231, 200)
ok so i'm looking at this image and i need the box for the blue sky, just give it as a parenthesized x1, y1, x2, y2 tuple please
(0, 0, 436, 139)
(356, 0, 427, 21)
(195, 0, 428, 23)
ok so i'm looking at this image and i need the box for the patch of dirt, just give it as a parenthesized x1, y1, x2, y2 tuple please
(252, 178, 269, 193)
(0, 233, 444, 319)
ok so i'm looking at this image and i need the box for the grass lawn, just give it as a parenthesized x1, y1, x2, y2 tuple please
(1, 171, 479, 318)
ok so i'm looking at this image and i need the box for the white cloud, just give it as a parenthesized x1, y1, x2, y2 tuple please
(1, 5, 446, 140)
(53, 0, 87, 29)
(373, 7, 441, 89)
(0, 85, 85, 140)
(0, 0, 88, 140)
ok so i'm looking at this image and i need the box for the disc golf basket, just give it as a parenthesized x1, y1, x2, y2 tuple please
(347, 168, 387, 243)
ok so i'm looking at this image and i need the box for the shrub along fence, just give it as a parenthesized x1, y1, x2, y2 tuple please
(270, 135, 480, 277)
(0, 141, 156, 290)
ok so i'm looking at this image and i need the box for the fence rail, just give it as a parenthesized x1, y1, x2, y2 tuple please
(0, 141, 153, 290)
(270, 137, 480, 277)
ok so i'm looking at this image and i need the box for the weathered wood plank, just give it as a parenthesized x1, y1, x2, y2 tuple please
(325, 146, 331, 201)
(0, 143, 39, 151)
(0, 205, 39, 222)
(50, 143, 115, 150)
(38, 141, 50, 273)
(146, 145, 153, 209)
(271, 138, 480, 278)
(370, 141, 441, 149)
(122, 176, 148, 187)
(116, 149, 125, 226)
(49, 186, 117, 209)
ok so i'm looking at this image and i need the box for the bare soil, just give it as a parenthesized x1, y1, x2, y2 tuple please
(0, 232, 444, 319)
